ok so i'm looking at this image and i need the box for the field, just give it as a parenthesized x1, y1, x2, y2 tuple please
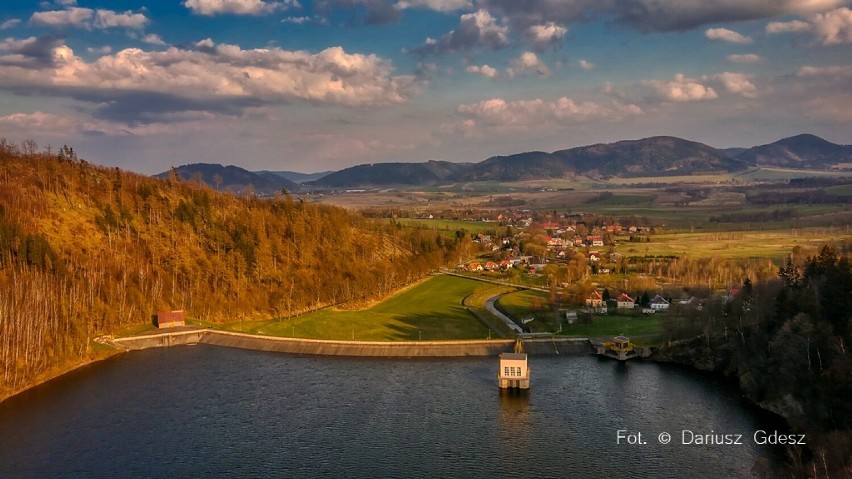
(619, 228, 851, 262)
(219, 275, 497, 341)
(395, 218, 496, 237)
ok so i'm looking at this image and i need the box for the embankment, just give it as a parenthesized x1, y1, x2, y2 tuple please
(111, 329, 594, 357)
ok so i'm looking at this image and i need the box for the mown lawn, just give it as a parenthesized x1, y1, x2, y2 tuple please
(251, 274, 494, 341)
(561, 313, 665, 345)
(496, 290, 668, 344)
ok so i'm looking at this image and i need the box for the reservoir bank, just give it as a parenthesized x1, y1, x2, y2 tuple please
(105, 327, 594, 356)
(0, 345, 783, 478)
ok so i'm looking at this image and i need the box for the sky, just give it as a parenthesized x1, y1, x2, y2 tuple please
(0, 0, 850, 174)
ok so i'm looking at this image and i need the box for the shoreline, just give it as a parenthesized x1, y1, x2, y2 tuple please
(1, 329, 593, 403)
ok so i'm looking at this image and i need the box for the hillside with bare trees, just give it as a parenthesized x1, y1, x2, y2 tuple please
(0, 143, 463, 399)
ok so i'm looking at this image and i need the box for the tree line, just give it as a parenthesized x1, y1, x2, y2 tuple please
(657, 245, 851, 477)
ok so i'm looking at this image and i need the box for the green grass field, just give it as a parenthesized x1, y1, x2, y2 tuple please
(496, 289, 669, 344)
(561, 314, 665, 345)
(619, 228, 852, 262)
(233, 275, 496, 341)
(397, 218, 497, 237)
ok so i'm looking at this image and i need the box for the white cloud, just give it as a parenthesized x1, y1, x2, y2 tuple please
(705, 27, 753, 43)
(414, 9, 508, 54)
(726, 53, 761, 63)
(578, 59, 595, 70)
(30, 7, 93, 28)
(282, 16, 311, 24)
(0, 111, 182, 137)
(142, 34, 166, 45)
(94, 10, 149, 29)
(766, 19, 811, 33)
(466, 64, 498, 79)
(87, 45, 112, 55)
(0, 39, 416, 111)
(646, 73, 719, 102)
(1, 19, 22, 30)
(525, 22, 567, 49)
(811, 7, 852, 44)
(183, 0, 297, 16)
(797, 64, 852, 77)
(450, 96, 642, 134)
(395, 0, 472, 12)
(766, 7, 852, 45)
(506, 51, 551, 77)
(714, 72, 758, 98)
(29, 7, 148, 30)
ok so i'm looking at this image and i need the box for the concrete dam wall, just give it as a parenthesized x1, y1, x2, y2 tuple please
(112, 329, 594, 357)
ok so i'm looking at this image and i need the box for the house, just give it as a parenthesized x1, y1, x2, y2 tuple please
(498, 352, 530, 389)
(484, 261, 498, 271)
(468, 262, 483, 272)
(617, 293, 636, 309)
(585, 291, 604, 308)
(650, 295, 670, 311)
(156, 310, 185, 328)
(587, 235, 604, 247)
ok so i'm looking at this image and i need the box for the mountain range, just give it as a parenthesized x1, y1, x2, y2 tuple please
(158, 134, 852, 191)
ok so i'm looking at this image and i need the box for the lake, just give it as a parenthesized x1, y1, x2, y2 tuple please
(0, 345, 783, 478)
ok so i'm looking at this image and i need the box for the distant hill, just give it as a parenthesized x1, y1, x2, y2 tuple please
(310, 160, 473, 187)
(261, 170, 335, 183)
(156, 163, 297, 195)
(555, 136, 746, 178)
(161, 134, 851, 189)
(736, 134, 852, 168)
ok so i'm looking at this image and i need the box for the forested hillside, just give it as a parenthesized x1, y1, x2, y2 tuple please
(0, 145, 464, 398)
(655, 246, 851, 477)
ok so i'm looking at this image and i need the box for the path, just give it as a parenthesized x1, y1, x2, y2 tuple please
(485, 294, 524, 334)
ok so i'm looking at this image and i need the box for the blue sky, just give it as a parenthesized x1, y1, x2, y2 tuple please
(0, 0, 850, 174)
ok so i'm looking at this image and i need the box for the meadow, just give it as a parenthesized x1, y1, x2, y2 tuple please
(218, 275, 496, 341)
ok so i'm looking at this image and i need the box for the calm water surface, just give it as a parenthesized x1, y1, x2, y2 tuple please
(0, 346, 783, 478)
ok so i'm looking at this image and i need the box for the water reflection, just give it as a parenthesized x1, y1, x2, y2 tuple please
(0, 348, 782, 479)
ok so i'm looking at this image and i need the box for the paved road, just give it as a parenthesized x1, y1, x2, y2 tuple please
(485, 295, 524, 334)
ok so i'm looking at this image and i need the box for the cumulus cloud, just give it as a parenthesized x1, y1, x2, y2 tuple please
(705, 27, 752, 43)
(812, 7, 852, 44)
(0, 110, 180, 136)
(466, 64, 498, 79)
(726, 53, 761, 63)
(142, 34, 166, 45)
(0, 38, 416, 123)
(30, 7, 94, 28)
(645, 73, 718, 102)
(506, 51, 550, 77)
(413, 9, 508, 54)
(578, 59, 596, 70)
(30, 7, 148, 30)
(1, 19, 22, 30)
(94, 10, 149, 29)
(617, 0, 847, 32)
(766, 7, 852, 44)
(714, 72, 758, 98)
(87, 45, 112, 55)
(766, 19, 811, 33)
(320, 0, 400, 25)
(448, 96, 642, 135)
(395, 0, 472, 12)
(0, 35, 65, 68)
(524, 22, 567, 49)
(797, 64, 852, 77)
(480, 0, 847, 33)
(183, 0, 298, 16)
